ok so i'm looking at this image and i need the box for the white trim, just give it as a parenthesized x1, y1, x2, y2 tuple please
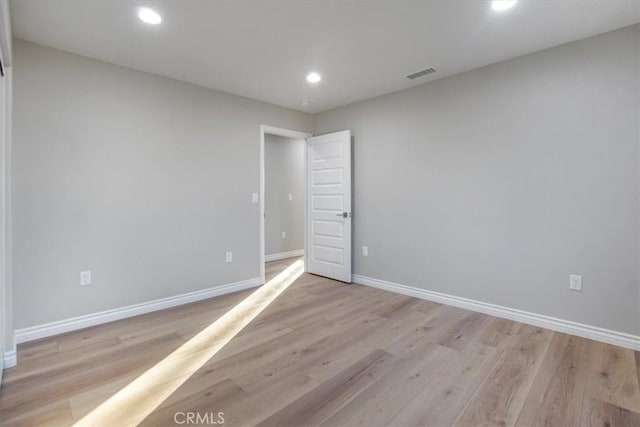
(0, 0, 12, 66)
(259, 125, 312, 285)
(261, 125, 311, 139)
(0, 65, 11, 378)
(0, 1, 11, 378)
(265, 249, 304, 262)
(3, 349, 15, 368)
(14, 277, 261, 345)
(3, 66, 12, 367)
(352, 274, 640, 351)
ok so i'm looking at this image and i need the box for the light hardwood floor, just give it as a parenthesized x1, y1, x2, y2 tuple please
(1, 257, 640, 426)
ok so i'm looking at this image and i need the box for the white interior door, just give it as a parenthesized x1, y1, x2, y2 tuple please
(306, 130, 352, 283)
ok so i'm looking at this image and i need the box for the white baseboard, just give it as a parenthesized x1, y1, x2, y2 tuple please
(352, 274, 640, 351)
(14, 277, 262, 345)
(265, 249, 304, 262)
(3, 350, 16, 368)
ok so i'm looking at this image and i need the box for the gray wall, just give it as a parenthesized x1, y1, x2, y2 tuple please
(265, 135, 305, 256)
(11, 25, 640, 337)
(12, 40, 312, 329)
(315, 25, 640, 335)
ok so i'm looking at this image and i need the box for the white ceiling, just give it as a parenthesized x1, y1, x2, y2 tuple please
(10, 0, 640, 113)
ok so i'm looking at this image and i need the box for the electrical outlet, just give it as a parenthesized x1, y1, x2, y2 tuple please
(281, 231, 287, 239)
(569, 274, 582, 291)
(251, 193, 258, 203)
(80, 271, 91, 286)
(362, 246, 368, 257)
(226, 252, 233, 263)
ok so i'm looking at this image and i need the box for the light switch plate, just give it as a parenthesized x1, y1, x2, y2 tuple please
(569, 274, 582, 291)
(251, 193, 259, 203)
(80, 271, 91, 286)
(362, 246, 368, 257)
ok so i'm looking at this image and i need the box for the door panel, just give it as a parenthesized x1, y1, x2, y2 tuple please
(306, 130, 351, 282)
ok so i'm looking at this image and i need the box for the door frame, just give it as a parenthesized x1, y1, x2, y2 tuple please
(259, 125, 313, 284)
(0, 0, 12, 375)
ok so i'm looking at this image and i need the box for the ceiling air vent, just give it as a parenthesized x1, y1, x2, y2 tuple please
(406, 67, 436, 80)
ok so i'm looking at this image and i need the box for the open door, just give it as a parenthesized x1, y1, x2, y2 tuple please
(306, 130, 352, 283)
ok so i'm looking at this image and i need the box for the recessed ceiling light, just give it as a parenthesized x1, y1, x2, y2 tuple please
(306, 72, 322, 83)
(137, 7, 162, 25)
(492, 0, 518, 11)
(301, 101, 310, 107)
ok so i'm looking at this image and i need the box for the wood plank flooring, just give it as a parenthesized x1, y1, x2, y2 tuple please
(1, 257, 640, 426)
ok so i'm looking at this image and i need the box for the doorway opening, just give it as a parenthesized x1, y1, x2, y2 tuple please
(259, 126, 312, 284)
(259, 126, 353, 285)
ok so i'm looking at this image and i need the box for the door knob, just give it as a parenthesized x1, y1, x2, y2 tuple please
(336, 212, 352, 218)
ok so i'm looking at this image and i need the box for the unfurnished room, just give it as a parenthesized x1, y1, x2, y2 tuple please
(0, 1, 640, 426)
